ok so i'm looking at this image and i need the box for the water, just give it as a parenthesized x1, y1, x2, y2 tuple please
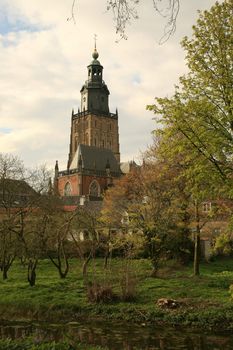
(1, 320, 233, 349)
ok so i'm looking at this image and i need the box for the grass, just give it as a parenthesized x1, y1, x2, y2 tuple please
(0, 338, 106, 350)
(0, 257, 233, 330)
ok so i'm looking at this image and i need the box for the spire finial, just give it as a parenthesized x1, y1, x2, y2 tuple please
(94, 33, 97, 50)
(92, 34, 99, 60)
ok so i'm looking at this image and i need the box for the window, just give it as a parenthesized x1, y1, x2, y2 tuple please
(203, 202, 212, 212)
(213, 228, 221, 235)
(64, 182, 72, 196)
(89, 180, 100, 197)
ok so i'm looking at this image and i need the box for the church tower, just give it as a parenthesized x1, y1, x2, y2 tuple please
(67, 45, 120, 169)
(55, 45, 121, 206)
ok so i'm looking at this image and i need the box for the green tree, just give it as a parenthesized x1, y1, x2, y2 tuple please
(147, 0, 233, 275)
(148, 0, 233, 178)
(102, 163, 192, 275)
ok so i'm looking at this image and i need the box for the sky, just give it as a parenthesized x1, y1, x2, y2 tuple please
(0, 0, 219, 170)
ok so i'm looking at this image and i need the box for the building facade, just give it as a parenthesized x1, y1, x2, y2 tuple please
(54, 46, 122, 207)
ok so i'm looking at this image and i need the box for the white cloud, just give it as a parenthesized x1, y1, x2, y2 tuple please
(0, 0, 218, 169)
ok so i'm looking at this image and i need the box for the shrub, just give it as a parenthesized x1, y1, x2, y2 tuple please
(86, 281, 116, 303)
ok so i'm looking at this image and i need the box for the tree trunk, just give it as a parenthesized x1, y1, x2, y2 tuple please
(150, 258, 159, 277)
(104, 249, 110, 269)
(3, 267, 8, 280)
(48, 250, 69, 279)
(82, 253, 92, 278)
(194, 201, 201, 276)
(2, 255, 15, 280)
(28, 259, 37, 286)
(58, 257, 69, 279)
(194, 232, 200, 276)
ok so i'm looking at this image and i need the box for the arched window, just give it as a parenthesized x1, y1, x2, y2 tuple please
(89, 180, 100, 197)
(64, 182, 72, 196)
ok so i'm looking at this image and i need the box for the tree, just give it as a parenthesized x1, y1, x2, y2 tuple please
(70, 205, 102, 278)
(46, 208, 75, 279)
(101, 171, 146, 268)
(148, 1, 233, 178)
(147, 0, 233, 275)
(102, 164, 192, 276)
(69, 0, 180, 43)
(0, 154, 26, 280)
(0, 156, 54, 285)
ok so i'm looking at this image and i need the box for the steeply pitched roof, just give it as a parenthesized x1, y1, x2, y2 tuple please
(0, 179, 36, 195)
(70, 144, 121, 174)
(0, 179, 37, 208)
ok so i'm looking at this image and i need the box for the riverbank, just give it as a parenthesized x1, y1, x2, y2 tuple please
(0, 338, 106, 350)
(0, 258, 233, 332)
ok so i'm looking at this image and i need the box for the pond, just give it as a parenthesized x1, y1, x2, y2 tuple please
(1, 320, 233, 349)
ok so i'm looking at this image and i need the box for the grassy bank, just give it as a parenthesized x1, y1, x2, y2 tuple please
(0, 258, 233, 331)
(0, 338, 106, 350)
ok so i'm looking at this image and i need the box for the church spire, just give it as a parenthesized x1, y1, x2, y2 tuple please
(80, 40, 110, 114)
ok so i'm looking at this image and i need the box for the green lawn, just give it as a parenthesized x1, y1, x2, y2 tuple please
(0, 257, 233, 330)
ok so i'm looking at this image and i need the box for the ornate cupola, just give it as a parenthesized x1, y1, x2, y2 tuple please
(66, 42, 120, 169)
(80, 45, 110, 114)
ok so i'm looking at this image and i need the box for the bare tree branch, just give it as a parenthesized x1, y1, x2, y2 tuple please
(67, 0, 77, 24)
(69, 0, 180, 43)
(152, 0, 180, 44)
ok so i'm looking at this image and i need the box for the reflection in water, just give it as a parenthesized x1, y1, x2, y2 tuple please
(0, 320, 233, 349)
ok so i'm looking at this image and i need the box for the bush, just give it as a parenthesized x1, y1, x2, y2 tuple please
(86, 281, 117, 303)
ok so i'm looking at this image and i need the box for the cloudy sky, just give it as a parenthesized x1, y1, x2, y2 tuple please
(0, 0, 218, 170)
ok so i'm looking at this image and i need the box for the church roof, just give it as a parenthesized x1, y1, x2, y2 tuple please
(0, 179, 36, 195)
(70, 144, 121, 174)
(0, 179, 37, 208)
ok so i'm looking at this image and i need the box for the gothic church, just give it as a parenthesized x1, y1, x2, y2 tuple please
(54, 45, 122, 208)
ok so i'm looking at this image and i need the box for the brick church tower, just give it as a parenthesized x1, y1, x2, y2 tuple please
(54, 45, 121, 207)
